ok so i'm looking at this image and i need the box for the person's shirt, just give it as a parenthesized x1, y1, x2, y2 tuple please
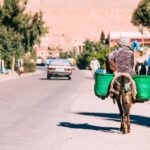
(90, 59, 100, 70)
(109, 50, 117, 63)
(109, 47, 134, 74)
(17, 60, 21, 67)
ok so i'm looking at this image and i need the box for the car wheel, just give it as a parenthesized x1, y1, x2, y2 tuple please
(47, 74, 51, 80)
(68, 76, 71, 80)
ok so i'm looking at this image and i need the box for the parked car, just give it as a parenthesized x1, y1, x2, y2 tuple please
(36, 58, 45, 66)
(47, 59, 72, 80)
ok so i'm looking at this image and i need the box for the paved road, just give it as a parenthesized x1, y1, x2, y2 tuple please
(0, 69, 149, 150)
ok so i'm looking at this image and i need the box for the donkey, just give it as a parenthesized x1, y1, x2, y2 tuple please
(109, 73, 137, 134)
(134, 49, 150, 75)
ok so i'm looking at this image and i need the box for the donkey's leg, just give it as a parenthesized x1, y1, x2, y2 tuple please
(126, 110, 131, 133)
(121, 104, 128, 134)
(116, 96, 125, 133)
(115, 77, 126, 133)
(120, 76, 129, 134)
(122, 79, 133, 134)
(125, 98, 132, 133)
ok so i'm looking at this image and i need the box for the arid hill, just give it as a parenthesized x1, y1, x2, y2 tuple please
(0, 0, 141, 49)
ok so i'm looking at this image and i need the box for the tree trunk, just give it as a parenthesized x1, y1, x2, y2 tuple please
(12, 55, 15, 71)
(1, 60, 5, 73)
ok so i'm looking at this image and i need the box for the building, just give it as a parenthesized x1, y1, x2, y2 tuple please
(34, 35, 50, 62)
(35, 46, 48, 61)
(35, 34, 65, 62)
(109, 32, 150, 47)
(72, 36, 85, 55)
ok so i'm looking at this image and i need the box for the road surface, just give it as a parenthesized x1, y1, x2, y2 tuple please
(0, 69, 149, 150)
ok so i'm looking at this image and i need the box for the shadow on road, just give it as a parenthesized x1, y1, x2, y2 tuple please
(58, 122, 119, 133)
(76, 112, 150, 127)
(39, 78, 70, 81)
(85, 77, 94, 80)
(58, 112, 149, 133)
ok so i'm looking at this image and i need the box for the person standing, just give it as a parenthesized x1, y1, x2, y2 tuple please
(17, 59, 24, 76)
(105, 55, 114, 74)
(108, 37, 135, 75)
(90, 57, 100, 78)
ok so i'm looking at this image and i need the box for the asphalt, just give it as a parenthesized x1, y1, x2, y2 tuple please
(0, 69, 149, 150)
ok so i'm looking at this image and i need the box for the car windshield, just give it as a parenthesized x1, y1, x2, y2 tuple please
(49, 59, 71, 66)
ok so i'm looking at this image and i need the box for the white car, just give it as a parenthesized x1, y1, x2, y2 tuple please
(47, 59, 72, 80)
(36, 58, 45, 66)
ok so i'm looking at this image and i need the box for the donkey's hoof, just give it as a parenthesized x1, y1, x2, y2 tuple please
(127, 129, 130, 133)
(120, 127, 123, 131)
(127, 126, 130, 133)
(120, 126, 124, 131)
(120, 127, 128, 134)
(122, 129, 128, 134)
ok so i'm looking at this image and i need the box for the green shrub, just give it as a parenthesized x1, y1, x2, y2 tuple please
(24, 62, 36, 73)
(77, 53, 90, 69)
(22, 51, 36, 73)
(77, 40, 109, 69)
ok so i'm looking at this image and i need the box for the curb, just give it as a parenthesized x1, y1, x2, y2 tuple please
(0, 70, 43, 82)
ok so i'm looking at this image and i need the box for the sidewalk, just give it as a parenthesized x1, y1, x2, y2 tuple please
(0, 70, 43, 82)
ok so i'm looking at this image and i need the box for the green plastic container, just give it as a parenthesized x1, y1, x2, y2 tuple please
(94, 72, 114, 99)
(133, 75, 150, 101)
